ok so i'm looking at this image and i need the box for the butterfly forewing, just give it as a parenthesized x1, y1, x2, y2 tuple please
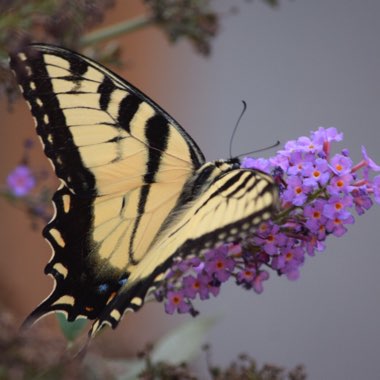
(10, 44, 204, 325)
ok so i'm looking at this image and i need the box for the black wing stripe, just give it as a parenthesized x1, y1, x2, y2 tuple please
(128, 115, 171, 263)
(193, 171, 246, 215)
(98, 76, 116, 111)
(68, 53, 88, 76)
(220, 172, 272, 201)
(11, 48, 96, 194)
(144, 115, 170, 182)
(118, 94, 142, 133)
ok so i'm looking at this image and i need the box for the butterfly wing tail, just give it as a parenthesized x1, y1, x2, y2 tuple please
(20, 296, 59, 330)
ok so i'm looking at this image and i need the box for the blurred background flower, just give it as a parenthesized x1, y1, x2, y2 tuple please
(7, 165, 35, 197)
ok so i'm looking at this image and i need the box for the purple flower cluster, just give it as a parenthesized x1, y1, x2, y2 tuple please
(6, 139, 36, 197)
(3, 140, 52, 225)
(7, 165, 36, 197)
(158, 127, 380, 315)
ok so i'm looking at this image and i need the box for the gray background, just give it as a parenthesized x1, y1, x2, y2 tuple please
(145, 1, 380, 379)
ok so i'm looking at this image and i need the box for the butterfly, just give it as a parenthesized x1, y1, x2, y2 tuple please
(10, 44, 279, 338)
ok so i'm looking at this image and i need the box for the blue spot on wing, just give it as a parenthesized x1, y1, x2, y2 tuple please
(98, 284, 109, 293)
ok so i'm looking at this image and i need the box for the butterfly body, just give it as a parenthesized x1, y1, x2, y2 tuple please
(10, 44, 278, 337)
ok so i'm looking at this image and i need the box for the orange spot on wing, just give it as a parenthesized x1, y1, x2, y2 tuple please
(106, 291, 117, 305)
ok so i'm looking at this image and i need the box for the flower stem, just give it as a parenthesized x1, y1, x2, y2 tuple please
(274, 187, 327, 224)
(80, 15, 153, 47)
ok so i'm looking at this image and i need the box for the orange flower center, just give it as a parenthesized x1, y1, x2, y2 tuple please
(313, 211, 321, 219)
(295, 187, 302, 194)
(335, 164, 343, 171)
(245, 270, 253, 277)
(313, 170, 320, 178)
(285, 252, 293, 261)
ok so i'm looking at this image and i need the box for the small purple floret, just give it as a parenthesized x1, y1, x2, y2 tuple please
(7, 165, 36, 197)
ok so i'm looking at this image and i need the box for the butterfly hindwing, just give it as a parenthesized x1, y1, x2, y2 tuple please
(10, 44, 279, 336)
(88, 161, 278, 335)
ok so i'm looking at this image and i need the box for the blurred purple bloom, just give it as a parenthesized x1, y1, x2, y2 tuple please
(252, 270, 270, 294)
(305, 236, 326, 256)
(327, 173, 354, 195)
(285, 268, 300, 281)
(373, 176, 380, 204)
(204, 247, 235, 282)
(352, 187, 373, 215)
(361, 146, 380, 172)
(295, 136, 323, 153)
(242, 157, 270, 173)
(311, 127, 343, 144)
(287, 153, 313, 176)
(254, 224, 287, 255)
(7, 165, 35, 197)
(165, 290, 191, 314)
(182, 275, 201, 299)
(323, 195, 353, 220)
(272, 241, 304, 274)
(330, 154, 353, 176)
(303, 200, 327, 236)
(236, 268, 256, 288)
(171, 256, 202, 274)
(282, 175, 311, 206)
(281, 139, 298, 155)
(269, 154, 289, 172)
(303, 158, 330, 188)
(325, 214, 355, 237)
(199, 273, 220, 299)
(182, 271, 221, 300)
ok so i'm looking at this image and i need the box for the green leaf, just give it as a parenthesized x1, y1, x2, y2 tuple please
(151, 317, 216, 364)
(56, 313, 88, 342)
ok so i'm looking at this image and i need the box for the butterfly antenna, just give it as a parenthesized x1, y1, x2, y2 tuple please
(237, 140, 281, 159)
(229, 100, 247, 158)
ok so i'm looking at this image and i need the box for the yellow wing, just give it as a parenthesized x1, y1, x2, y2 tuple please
(11, 44, 279, 338)
(89, 162, 278, 335)
(10, 44, 205, 325)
